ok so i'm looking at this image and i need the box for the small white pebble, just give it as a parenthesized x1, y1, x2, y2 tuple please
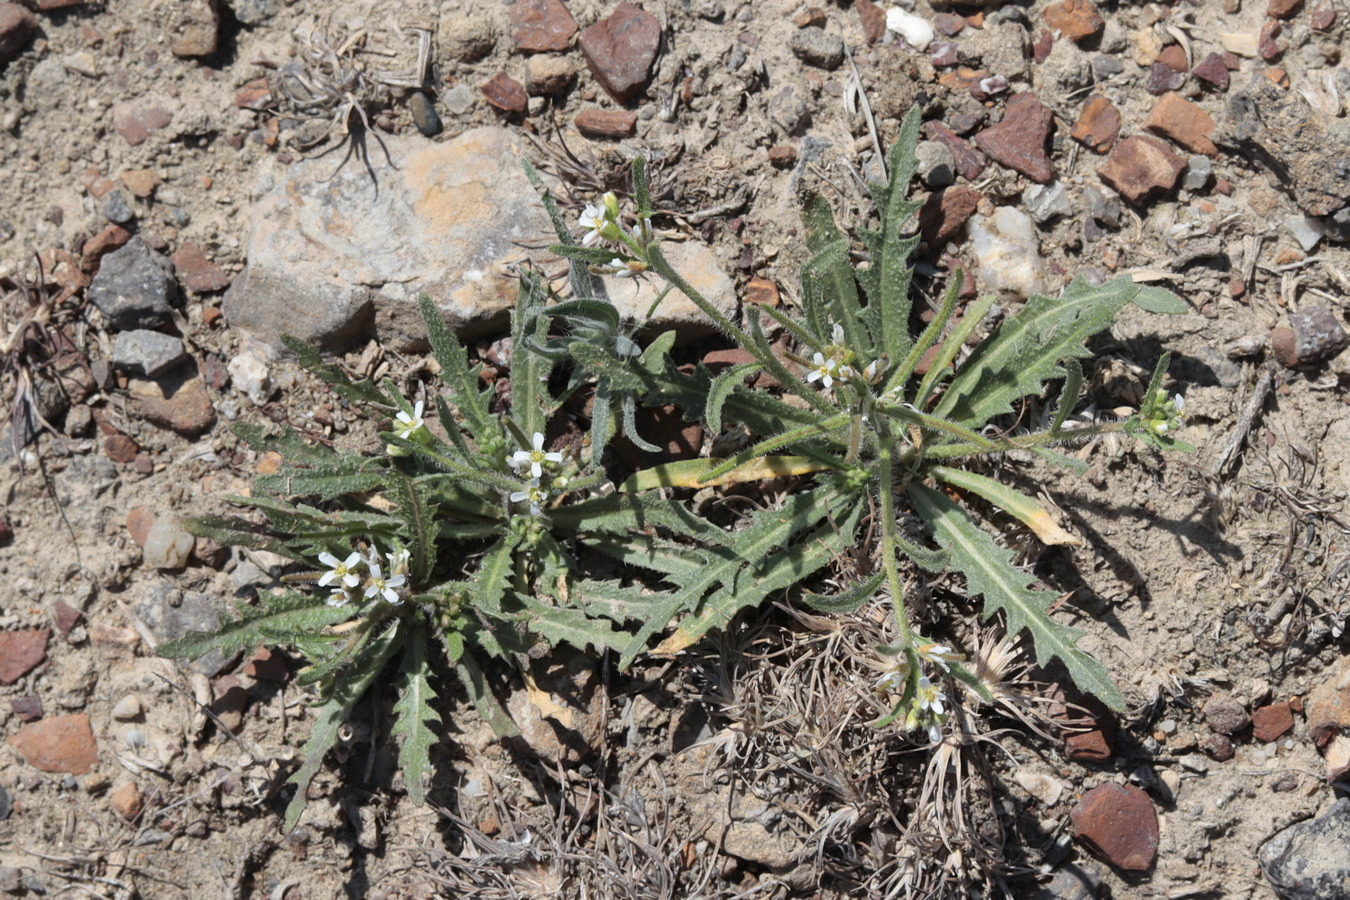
(886, 8, 934, 50)
(111, 695, 143, 721)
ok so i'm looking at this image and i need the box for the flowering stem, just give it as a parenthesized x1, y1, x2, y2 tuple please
(876, 442, 920, 682)
(921, 420, 1128, 460)
(645, 244, 837, 417)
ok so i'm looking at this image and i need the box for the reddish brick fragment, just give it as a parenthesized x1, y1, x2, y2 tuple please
(510, 0, 578, 52)
(575, 108, 638, 139)
(1071, 94, 1121, 152)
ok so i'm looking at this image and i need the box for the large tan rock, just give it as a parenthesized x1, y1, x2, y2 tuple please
(226, 127, 738, 351)
(224, 128, 544, 351)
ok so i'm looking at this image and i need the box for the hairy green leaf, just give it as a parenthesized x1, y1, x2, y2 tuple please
(157, 591, 354, 661)
(908, 483, 1124, 711)
(391, 626, 439, 806)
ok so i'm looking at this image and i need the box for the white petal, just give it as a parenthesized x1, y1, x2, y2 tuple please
(342, 572, 362, 588)
(364, 583, 380, 599)
(343, 552, 362, 568)
(381, 585, 400, 603)
(319, 551, 340, 567)
(806, 370, 821, 383)
(369, 561, 383, 580)
(318, 571, 336, 587)
(533, 432, 546, 451)
(544, 451, 564, 464)
(387, 574, 406, 589)
(510, 490, 529, 502)
(530, 461, 543, 478)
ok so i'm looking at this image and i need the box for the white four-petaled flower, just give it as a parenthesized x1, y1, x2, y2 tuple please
(388, 547, 411, 576)
(509, 479, 550, 516)
(806, 352, 840, 389)
(509, 432, 564, 478)
(327, 587, 353, 607)
(317, 551, 363, 588)
(916, 641, 958, 673)
(579, 204, 607, 246)
(917, 676, 946, 717)
(393, 401, 425, 440)
(364, 562, 406, 604)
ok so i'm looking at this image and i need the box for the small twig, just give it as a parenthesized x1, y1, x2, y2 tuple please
(1214, 366, 1274, 478)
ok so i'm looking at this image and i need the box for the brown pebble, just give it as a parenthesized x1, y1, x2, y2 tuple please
(1271, 304, 1350, 367)
(211, 675, 248, 733)
(1144, 92, 1217, 157)
(578, 2, 661, 104)
(1071, 94, 1121, 152)
(7, 714, 98, 774)
(973, 92, 1055, 183)
(1157, 44, 1188, 73)
(1202, 732, 1235, 761)
(233, 78, 272, 110)
(11, 696, 42, 722)
(524, 54, 576, 95)
(104, 433, 139, 464)
(481, 72, 528, 113)
(171, 241, 231, 292)
(52, 600, 83, 639)
(243, 646, 290, 682)
(918, 185, 983, 245)
(921, 120, 988, 180)
(130, 375, 217, 437)
(1042, 0, 1104, 42)
(1192, 52, 1231, 91)
(126, 506, 156, 546)
(575, 108, 638, 139)
(767, 144, 797, 167)
(793, 6, 827, 28)
(857, 0, 887, 45)
(1071, 783, 1159, 872)
(1097, 135, 1186, 203)
(1259, 20, 1283, 60)
(745, 276, 780, 307)
(1252, 701, 1295, 742)
(1147, 61, 1185, 95)
(510, 0, 578, 52)
(120, 169, 159, 198)
(112, 782, 143, 820)
(932, 12, 965, 36)
(1310, 5, 1336, 29)
(1202, 692, 1251, 735)
(0, 628, 50, 685)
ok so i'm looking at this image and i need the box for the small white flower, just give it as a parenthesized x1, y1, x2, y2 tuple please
(916, 641, 959, 673)
(318, 551, 363, 588)
(579, 204, 607, 246)
(917, 676, 946, 717)
(363, 562, 406, 605)
(388, 547, 411, 576)
(927, 722, 944, 744)
(509, 479, 550, 516)
(1173, 393, 1185, 413)
(393, 401, 425, 440)
(831, 323, 845, 345)
(509, 432, 564, 479)
(875, 670, 905, 694)
(327, 586, 353, 607)
(610, 257, 636, 277)
(806, 352, 839, 389)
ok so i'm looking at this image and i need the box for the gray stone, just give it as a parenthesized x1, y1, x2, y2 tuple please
(788, 27, 845, 70)
(961, 22, 1030, 80)
(443, 83, 474, 115)
(1286, 216, 1326, 252)
(1092, 54, 1124, 80)
(1084, 185, 1122, 227)
(1023, 180, 1073, 224)
(1029, 862, 1103, 900)
(1259, 798, 1350, 900)
(134, 582, 236, 676)
(1183, 154, 1213, 192)
(232, 0, 280, 27)
(768, 85, 809, 135)
(88, 238, 179, 331)
(111, 329, 187, 377)
(915, 140, 956, 188)
(103, 190, 135, 225)
(0, 784, 9, 822)
(1221, 74, 1350, 217)
(224, 128, 551, 351)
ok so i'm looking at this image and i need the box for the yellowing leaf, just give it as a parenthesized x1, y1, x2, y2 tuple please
(929, 465, 1081, 546)
(617, 456, 831, 492)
